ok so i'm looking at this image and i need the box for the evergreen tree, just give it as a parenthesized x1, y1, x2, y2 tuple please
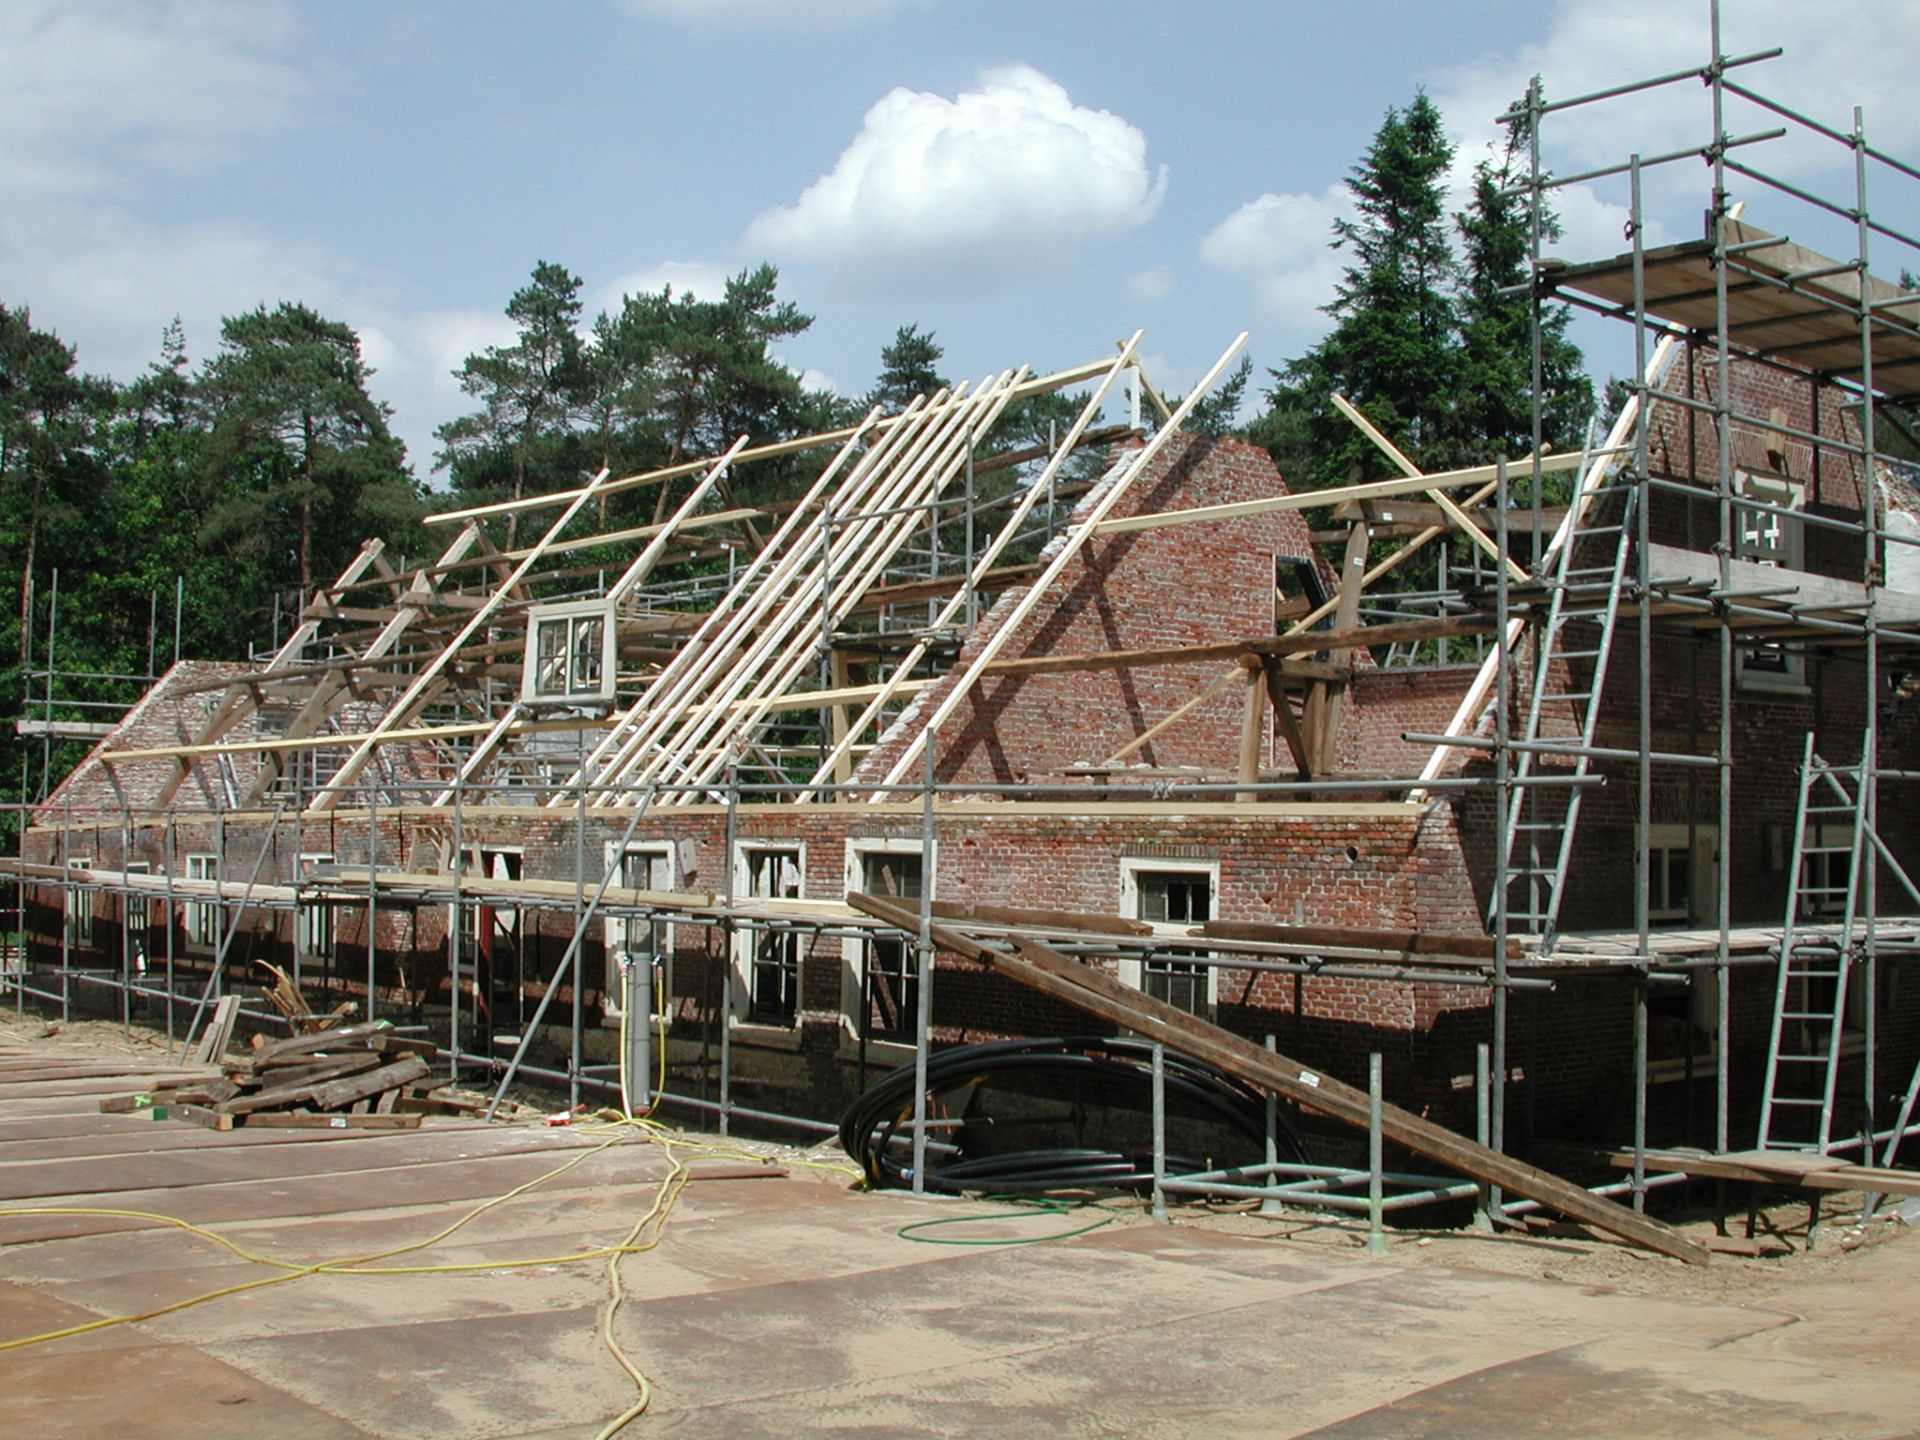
(1266, 91, 1461, 491)
(438, 261, 590, 547)
(1451, 80, 1593, 465)
(198, 302, 415, 600)
(867, 324, 946, 413)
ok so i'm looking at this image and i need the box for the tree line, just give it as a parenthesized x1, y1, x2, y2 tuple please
(0, 81, 1590, 836)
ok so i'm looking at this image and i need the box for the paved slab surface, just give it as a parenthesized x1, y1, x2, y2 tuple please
(3, 1027, 1919, 1437)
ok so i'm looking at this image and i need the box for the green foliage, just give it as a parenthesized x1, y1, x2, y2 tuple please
(199, 302, 419, 598)
(867, 324, 947, 413)
(1254, 84, 1592, 494)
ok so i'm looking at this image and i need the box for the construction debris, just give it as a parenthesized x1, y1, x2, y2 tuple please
(101, 1019, 440, 1131)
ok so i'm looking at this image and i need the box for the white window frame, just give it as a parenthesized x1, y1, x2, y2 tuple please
(296, 852, 335, 961)
(842, 839, 933, 1046)
(1119, 859, 1220, 1019)
(732, 842, 806, 1030)
(1647, 823, 1719, 927)
(185, 853, 218, 947)
(1733, 471, 1808, 691)
(604, 842, 674, 1025)
(65, 858, 93, 947)
(521, 599, 617, 708)
(124, 861, 151, 974)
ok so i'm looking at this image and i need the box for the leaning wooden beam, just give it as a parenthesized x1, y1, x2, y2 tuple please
(803, 334, 1146, 794)
(848, 892, 1709, 1267)
(308, 469, 616, 813)
(877, 333, 1250, 796)
(1092, 451, 1586, 537)
(1303, 515, 1371, 773)
(424, 356, 1121, 529)
(982, 614, 1497, 681)
(1102, 664, 1246, 767)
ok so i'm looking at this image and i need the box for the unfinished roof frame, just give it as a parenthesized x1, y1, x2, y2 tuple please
(13, 0, 1920, 1241)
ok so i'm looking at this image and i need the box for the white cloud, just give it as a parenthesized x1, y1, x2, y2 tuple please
(798, 367, 841, 395)
(616, 0, 909, 26)
(1126, 265, 1176, 303)
(0, 0, 305, 199)
(596, 261, 733, 314)
(745, 65, 1167, 292)
(1199, 185, 1350, 338)
(1434, 1, 1920, 246)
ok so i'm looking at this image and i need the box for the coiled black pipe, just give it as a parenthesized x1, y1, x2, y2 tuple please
(839, 1035, 1305, 1194)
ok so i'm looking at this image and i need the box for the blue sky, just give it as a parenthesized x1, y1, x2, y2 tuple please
(8, 1, 1920, 483)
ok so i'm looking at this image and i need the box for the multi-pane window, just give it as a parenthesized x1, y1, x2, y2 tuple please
(607, 846, 673, 1019)
(523, 602, 614, 706)
(65, 859, 93, 947)
(856, 849, 923, 1041)
(297, 853, 335, 960)
(737, 846, 803, 1025)
(1125, 864, 1215, 1017)
(1734, 471, 1805, 687)
(185, 854, 218, 946)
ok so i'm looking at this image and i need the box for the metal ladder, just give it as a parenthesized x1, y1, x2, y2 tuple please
(1756, 734, 1869, 1153)
(1493, 481, 1639, 947)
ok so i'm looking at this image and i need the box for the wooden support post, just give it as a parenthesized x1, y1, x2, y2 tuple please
(1262, 659, 1312, 778)
(1238, 660, 1266, 801)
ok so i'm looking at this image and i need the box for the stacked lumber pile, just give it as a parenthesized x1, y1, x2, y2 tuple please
(103, 1020, 470, 1131)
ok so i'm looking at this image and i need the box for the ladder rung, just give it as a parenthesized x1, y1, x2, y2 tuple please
(1537, 692, 1592, 705)
(1767, 1097, 1827, 1107)
(1776, 1052, 1834, 1061)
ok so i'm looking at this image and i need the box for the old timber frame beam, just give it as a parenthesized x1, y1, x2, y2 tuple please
(848, 891, 1710, 1267)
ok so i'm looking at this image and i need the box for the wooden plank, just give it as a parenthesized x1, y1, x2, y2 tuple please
(1104, 665, 1246, 767)
(301, 1056, 431, 1113)
(219, 1054, 388, 1114)
(983, 614, 1497, 680)
(167, 1104, 235, 1131)
(1093, 451, 1587, 536)
(239, 1111, 423, 1130)
(929, 898, 1154, 938)
(850, 892, 1708, 1266)
(1202, 918, 1522, 961)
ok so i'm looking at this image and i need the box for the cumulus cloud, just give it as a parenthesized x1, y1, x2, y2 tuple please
(596, 261, 733, 314)
(616, 0, 911, 26)
(745, 65, 1167, 292)
(1198, 185, 1350, 338)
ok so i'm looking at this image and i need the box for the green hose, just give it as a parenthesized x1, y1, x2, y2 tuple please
(895, 1196, 1122, 1247)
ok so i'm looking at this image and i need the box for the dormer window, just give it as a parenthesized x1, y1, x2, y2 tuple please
(521, 600, 616, 707)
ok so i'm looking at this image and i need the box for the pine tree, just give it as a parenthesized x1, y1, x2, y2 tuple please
(1267, 91, 1462, 491)
(867, 324, 946, 413)
(438, 261, 589, 547)
(1452, 80, 1593, 466)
